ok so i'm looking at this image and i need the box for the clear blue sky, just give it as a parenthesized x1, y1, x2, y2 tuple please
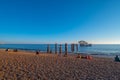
(0, 0, 120, 44)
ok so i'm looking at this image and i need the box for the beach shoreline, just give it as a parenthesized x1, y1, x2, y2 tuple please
(0, 48, 115, 59)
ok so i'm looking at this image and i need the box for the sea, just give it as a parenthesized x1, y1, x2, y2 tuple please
(0, 44, 120, 57)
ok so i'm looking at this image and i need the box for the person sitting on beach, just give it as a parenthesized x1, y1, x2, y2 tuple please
(5, 48, 9, 52)
(76, 54, 81, 58)
(87, 55, 93, 60)
(115, 55, 120, 62)
(81, 56, 87, 59)
(13, 49, 18, 52)
(36, 51, 39, 55)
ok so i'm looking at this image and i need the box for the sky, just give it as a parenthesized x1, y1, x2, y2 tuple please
(0, 0, 120, 44)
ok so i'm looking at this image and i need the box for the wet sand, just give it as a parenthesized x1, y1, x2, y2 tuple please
(0, 49, 120, 80)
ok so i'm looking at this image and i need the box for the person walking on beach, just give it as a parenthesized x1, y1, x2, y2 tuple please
(115, 55, 120, 62)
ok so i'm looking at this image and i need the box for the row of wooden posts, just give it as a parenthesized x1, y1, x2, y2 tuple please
(46, 43, 79, 56)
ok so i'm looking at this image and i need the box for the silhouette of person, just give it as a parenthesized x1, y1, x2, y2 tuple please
(5, 48, 8, 51)
(115, 55, 120, 62)
(36, 51, 39, 55)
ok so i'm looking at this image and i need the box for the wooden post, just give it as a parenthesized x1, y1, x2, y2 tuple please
(55, 43, 57, 54)
(73, 44, 74, 52)
(50, 50, 52, 54)
(71, 44, 73, 52)
(76, 44, 78, 52)
(47, 44, 50, 53)
(65, 43, 68, 56)
(71, 43, 74, 53)
(59, 44, 62, 55)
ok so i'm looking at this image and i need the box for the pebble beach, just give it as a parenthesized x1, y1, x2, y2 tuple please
(0, 49, 120, 80)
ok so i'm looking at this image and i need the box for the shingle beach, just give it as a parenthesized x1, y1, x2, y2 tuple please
(0, 49, 120, 80)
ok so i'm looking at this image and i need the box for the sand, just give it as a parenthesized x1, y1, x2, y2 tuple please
(0, 49, 120, 80)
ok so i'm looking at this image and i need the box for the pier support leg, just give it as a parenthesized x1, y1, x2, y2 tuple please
(64, 43, 68, 57)
(76, 44, 78, 52)
(55, 43, 57, 54)
(59, 44, 62, 55)
(47, 44, 50, 53)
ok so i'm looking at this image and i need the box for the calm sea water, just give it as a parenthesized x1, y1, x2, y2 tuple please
(0, 44, 120, 56)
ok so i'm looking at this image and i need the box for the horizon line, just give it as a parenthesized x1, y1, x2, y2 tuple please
(0, 42, 120, 45)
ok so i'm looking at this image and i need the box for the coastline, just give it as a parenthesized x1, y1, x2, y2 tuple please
(0, 44, 120, 58)
(0, 48, 115, 59)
